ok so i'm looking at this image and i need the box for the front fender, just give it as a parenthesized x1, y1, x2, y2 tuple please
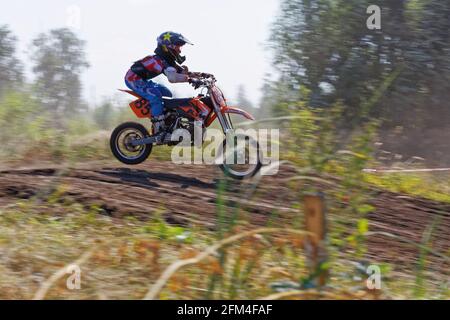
(221, 106, 255, 121)
(205, 106, 255, 127)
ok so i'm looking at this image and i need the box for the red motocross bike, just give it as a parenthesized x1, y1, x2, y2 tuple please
(110, 73, 262, 180)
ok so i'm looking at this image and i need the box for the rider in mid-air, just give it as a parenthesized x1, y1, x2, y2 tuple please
(125, 31, 194, 142)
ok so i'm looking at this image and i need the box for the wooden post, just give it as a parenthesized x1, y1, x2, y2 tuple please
(303, 192, 328, 287)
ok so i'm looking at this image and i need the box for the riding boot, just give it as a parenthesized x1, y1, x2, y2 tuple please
(152, 115, 167, 144)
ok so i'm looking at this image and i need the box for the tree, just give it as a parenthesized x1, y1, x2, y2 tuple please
(265, 0, 450, 162)
(30, 28, 89, 124)
(93, 101, 114, 130)
(0, 25, 23, 96)
(268, 0, 450, 123)
(236, 85, 255, 112)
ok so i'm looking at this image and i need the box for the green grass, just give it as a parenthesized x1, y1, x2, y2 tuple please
(364, 172, 450, 204)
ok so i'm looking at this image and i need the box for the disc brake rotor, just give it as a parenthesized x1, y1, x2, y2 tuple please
(123, 132, 142, 152)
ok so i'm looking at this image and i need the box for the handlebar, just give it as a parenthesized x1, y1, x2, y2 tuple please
(188, 72, 215, 80)
(188, 72, 216, 89)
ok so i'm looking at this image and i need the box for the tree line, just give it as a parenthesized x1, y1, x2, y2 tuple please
(263, 0, 450, 164)
(0, 26, 90, 126)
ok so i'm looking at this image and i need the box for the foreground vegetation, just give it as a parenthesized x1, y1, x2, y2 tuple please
(0, 188, 448, 300)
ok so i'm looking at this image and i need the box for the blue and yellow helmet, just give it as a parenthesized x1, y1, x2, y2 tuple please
(157, 31, 193, 64)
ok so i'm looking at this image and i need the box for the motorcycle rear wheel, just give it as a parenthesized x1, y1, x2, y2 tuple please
(110, 122, 153, 165)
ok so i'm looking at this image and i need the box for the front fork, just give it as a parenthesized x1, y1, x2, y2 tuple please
(210, 90, 233, 135)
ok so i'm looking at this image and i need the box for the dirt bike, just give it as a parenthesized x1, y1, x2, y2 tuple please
(110, 72, 262, 180)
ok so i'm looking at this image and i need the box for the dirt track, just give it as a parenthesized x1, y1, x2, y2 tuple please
(0, 161, 301, 227)
(0, 160, 448, 273)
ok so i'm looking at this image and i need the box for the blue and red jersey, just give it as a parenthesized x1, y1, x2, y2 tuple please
(125, 55, 165, 82)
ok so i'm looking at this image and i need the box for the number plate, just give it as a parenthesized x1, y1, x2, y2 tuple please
(129, 98, 151, 118)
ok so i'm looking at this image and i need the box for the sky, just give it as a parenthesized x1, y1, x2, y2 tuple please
(0, 0, 280, 107)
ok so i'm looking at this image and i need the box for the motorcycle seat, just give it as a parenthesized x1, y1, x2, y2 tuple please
(163, 98, 192, 110)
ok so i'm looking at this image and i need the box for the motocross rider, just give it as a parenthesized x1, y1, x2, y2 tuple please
(125, 31, 197, 142)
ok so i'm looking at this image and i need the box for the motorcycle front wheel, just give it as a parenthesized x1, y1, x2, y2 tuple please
(217, 133, 262, 180)
(110, 122, 153, 165)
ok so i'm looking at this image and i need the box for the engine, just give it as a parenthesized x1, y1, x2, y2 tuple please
(165, 113, 205, 146)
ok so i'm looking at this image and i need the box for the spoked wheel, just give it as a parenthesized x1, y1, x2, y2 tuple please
(217, 133, 262, 180)
(110, 122, 152, 165)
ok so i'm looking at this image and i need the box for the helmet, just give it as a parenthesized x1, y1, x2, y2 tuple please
(156, 31, 193, 65)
